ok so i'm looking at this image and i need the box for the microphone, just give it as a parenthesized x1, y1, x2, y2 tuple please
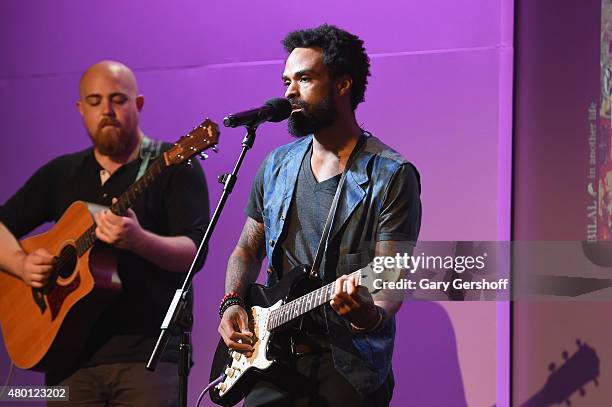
(223, 98, 292, 128)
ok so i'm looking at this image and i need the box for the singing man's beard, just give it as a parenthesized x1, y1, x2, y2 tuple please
(287, 96, 337, 138)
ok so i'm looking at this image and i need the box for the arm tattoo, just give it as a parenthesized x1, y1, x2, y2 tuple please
(225, 217, 266, 295)
(236, 217, 266, 260)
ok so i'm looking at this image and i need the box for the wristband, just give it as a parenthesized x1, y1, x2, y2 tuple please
(350, 306, 385, 333)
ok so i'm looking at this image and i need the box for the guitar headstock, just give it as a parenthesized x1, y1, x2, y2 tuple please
(163, 118, 220, 166)
(527, 339, 600, 406)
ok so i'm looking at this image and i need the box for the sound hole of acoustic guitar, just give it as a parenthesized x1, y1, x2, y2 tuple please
(56, 244, 78, 280)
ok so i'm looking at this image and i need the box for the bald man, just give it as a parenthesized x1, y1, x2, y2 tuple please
(0, 61, 209, 406)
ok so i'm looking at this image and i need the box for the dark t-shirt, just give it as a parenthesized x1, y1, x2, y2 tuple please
(246, 143, 420, 276)
(0, 144, 209, 369)
(247, 147, 340, 278)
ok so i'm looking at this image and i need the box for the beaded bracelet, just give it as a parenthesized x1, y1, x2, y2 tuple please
(221, 292, 241, 303)
(218, 292, 245, 317)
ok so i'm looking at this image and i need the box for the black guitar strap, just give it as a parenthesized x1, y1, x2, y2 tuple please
(309, 133, 367, 280)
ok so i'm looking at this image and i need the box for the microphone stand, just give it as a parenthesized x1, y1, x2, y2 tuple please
(147, 125, 259, 407)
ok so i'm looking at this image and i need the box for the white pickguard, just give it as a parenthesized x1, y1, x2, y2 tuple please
(216, 300, 282, 396)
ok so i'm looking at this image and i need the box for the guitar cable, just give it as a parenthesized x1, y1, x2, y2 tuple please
(0, 361, 14, 399)
(195, 374, 224, 407)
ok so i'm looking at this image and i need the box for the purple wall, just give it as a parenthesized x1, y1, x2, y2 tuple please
(0, 1, 512, 406)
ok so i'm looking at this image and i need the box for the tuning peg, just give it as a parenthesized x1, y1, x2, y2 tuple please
(187, 159, 192, 167)
(212, 145, 219, 153)
(562, 350, 569, 360)
(199, 153, 209, 160)
(548, 362, 556, 372)
(218, 173, 229, 184)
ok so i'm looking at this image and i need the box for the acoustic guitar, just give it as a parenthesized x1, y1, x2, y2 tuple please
(0, 119, 219, 371)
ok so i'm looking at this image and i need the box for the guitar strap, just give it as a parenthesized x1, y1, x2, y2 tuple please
(309, 133, 368, 280)
(136, 135, 162, 181)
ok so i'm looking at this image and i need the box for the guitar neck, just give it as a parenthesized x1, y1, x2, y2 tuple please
(74, 158, 167, 256)
(266, 269, 361, 331)
(111, 159, 165, 215)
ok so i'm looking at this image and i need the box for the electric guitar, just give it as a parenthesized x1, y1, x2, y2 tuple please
(0, 119, 219, 371)
(209, 263, 386, 406)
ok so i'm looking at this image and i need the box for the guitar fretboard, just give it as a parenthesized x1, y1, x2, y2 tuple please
(266, 270, 362, 330)
(73, 158, 166, 257)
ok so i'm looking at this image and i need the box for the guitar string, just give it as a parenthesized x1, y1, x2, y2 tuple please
(268, 270, 362, 329)
(46, 159, 164, 274)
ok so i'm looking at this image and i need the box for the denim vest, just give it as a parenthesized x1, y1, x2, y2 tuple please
(261, 134, 418, 396)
